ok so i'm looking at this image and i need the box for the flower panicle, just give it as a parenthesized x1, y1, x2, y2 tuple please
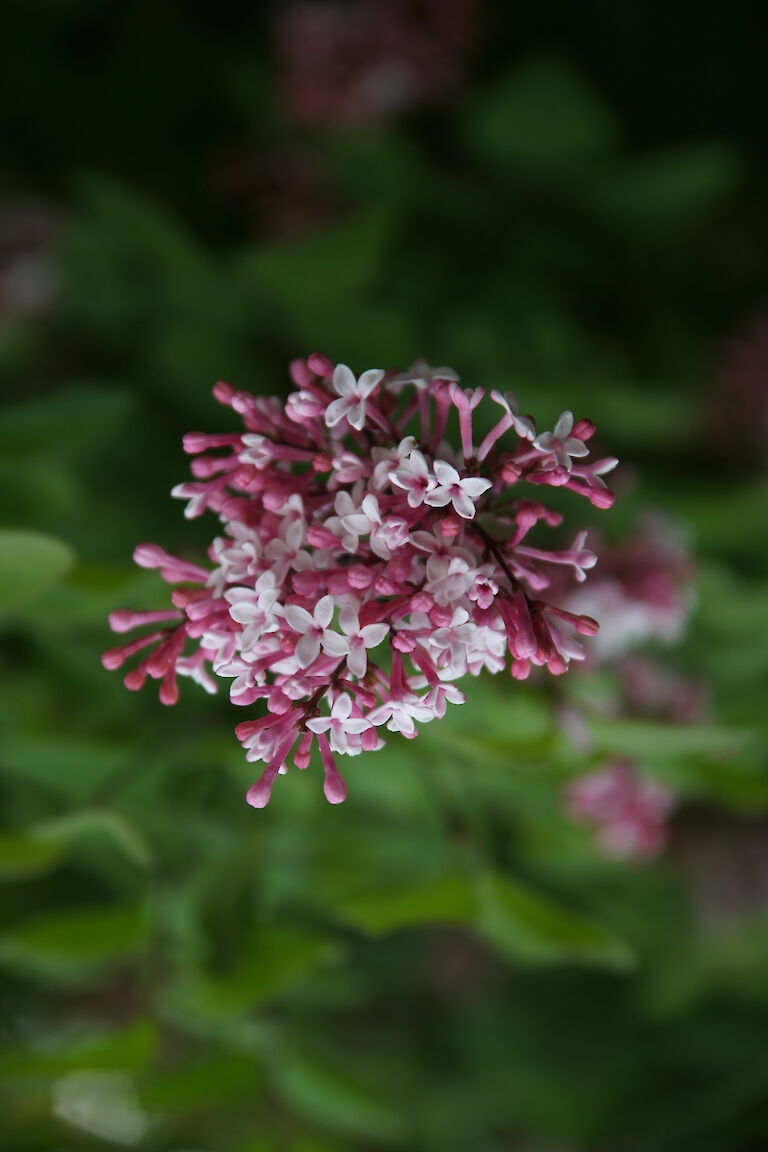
(105, 355, 617, 807)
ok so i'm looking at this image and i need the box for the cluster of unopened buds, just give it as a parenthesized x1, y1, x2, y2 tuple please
(104, 354, 618, 807)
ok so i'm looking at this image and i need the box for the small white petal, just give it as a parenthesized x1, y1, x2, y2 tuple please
(452, 491, 477, 519)
(460, 477, 493, 499)
(325, 396, 350, 427)
(344, 717, 370, 734)
(357, 368, 385, 396)
(433, 460, 460, 486)
(305, 716, 332, 734)
(424, 486, 451, 508)
(321, 631, 349, 658)
(553, 411, 574, 439)
(347, 646, 367, 678)
(360, 622, 389, 648)
(315, 595, 335, 630)
(332, 692, 353, 720)
(284, 605, 314, 633)
(565, 438, 589, 458)
(347, 400, 367, 430)
(296, 632, 321, 667)
(332, 364, 356, 397)
(339, 603, 360, 636)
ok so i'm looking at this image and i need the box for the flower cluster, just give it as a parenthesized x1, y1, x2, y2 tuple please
(104, 354, 617, 807)
(277, 0, 476, 127)
(566, 758, 673, 861)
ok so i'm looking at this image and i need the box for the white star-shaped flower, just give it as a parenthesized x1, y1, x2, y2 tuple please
(324, 364, 384, 431)
(321, 603, 390, 678)
(284, 594, 338, 668)
(424, 461, 492, 519)
(305, 693, 372, 754)
(534, 411, 589, 471)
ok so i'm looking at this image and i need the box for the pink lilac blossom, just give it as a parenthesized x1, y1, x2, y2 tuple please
(562, 515, 693, 661)
(104, 353, 616, 807)
(616, 656, 708, 725)
(566, 758, 673, 861)
(277, 0, 477, 127)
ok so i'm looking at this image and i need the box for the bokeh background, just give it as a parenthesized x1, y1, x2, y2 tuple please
(2, 2, 768, 1149)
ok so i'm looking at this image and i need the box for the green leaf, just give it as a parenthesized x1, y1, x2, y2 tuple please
(0, 529, 74, 610)
(587, 717, 752, 761)
(336, 874, 475, 937)
(165, 929, 334, 1021)
(469, 57, 617, 172)
(477, 873, 635, 969)
(238, 209, 392, 308)
(587, 144, 741, 229)
(274, 1050, 406, 1143)
(0, 385, 133, 466)
(32, 808, 153, 869)
(0, 1022, 155, 1079)
(0, 904, 146, 981)
(0, 833, 63, 881)
(336, 870, 632, 969)
(0, 732, 130, 799)
(62, 176, 211, 335)
(138, 1053, 264, 1112)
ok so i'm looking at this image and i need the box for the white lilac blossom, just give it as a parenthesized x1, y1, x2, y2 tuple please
(105, 353, 617, 807)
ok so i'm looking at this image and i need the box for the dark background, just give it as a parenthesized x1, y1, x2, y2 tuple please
(2, 2, 768, 1150)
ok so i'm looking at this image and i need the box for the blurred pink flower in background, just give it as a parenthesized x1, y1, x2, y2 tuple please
(617, 655, 708, 725)
(0, 200, 59, 323)
(564, 514, 694, 661)
(566, 757, 673, 861)
(277, 0, 478, 126)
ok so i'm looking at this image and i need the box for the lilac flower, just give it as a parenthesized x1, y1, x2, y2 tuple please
(106, 351, 617, 806)
(277, 2, 477, 128)
(534, 411, 589, 471)
(324, 364, 384, 430)
(566, 758, 673, 861)
(284, 595, 339, 667)
(371, 436, 417, 488)
(306, 692, 372, 754)
(321, 603, 390, 678)
(368, 691, 435, 736)
(389, 447, 436, 507)
(424, 461, 492, 519)
(388, 360, 460, 392)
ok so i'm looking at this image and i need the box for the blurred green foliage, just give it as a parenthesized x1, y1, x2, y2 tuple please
(2, 3, 768, 1150)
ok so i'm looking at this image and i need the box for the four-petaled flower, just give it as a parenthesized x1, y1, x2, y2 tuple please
(306, 692, 372, 754)
(425, 461, 492, 519)
(368, 691, 435, 736)
(226, 572, 282, 648)
(325, 364, 384, 430)
(284, 595, 339, 667)
(389, 448, 436, 508)
(264, 516, 312, 580)
(322, 604, 390, 678)
(534, 411, 589, 471)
